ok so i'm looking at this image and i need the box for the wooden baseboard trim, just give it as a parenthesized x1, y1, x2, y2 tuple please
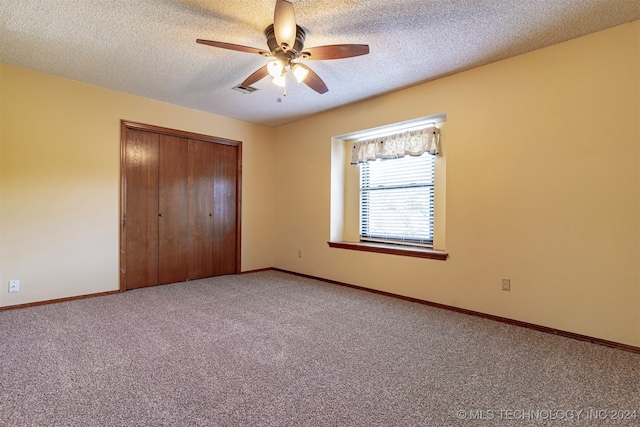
(240, 268, 274, 274)
(0, 290, 122, 311)
(271, 268, 640, 355)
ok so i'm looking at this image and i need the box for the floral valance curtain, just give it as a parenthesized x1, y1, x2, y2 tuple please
(350, 126, 440, 165)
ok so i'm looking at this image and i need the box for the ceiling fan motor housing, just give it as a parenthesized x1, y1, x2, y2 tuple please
(264, 24, 306, 62)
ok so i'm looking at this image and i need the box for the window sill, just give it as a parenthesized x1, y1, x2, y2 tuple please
(327, 241, 448, 261)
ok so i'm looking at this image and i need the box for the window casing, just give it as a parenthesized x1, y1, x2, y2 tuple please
(360, 153, 435, 247)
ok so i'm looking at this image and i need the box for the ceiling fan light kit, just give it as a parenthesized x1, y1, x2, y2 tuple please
(291, 63, 309, 83)
(197, 0, 369, 96)
(267, 60, 285, 78)
(272, 73, 287, 88)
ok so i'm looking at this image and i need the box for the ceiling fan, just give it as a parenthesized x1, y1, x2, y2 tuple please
(196, 0, 369, 95)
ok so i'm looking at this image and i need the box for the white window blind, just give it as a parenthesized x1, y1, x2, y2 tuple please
(360, 153, 435, 246)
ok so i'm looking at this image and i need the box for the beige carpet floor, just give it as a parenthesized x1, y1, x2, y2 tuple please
(2, 270, 639, 426)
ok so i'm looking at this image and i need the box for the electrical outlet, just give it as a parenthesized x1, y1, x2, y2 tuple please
(501, 278, 511, 291)
(9, 280, 20, 293)
(297, 250, 302, 258)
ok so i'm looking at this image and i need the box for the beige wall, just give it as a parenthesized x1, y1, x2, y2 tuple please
(0, 64, 275, 306)
(273, 22, 640, 346)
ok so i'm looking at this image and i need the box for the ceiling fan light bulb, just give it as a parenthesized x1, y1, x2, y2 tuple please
(267, 60, 284, 78)
(273, 74, 286, 87)
(292, 63, 309, 83)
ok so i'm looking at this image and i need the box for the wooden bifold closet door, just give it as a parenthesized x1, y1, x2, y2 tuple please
(121, 122, 240, 291)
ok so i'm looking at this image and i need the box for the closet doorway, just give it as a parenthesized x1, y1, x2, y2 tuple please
(120, 121, 241, 291)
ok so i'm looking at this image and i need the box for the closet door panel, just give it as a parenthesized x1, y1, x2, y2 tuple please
(124, 130, 159, 289)
(188, 139, 215, 279)
(213, 143, 238, 276)
(158, 134, 189, 285)
(121, 121, 241, 291)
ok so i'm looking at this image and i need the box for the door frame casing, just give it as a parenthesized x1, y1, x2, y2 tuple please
(119, 120, 242, 291)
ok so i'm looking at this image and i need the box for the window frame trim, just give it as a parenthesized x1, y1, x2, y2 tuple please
(327, 241, 448, 261)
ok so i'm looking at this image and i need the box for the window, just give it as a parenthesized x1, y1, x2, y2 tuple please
(360, 153, 435, 247)
(329, 114, 447, 260)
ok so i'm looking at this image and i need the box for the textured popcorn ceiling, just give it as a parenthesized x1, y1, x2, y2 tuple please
(1, 1, 639, 127)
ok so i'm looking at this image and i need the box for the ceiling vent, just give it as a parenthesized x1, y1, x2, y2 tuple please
(232, 84, 258, 94)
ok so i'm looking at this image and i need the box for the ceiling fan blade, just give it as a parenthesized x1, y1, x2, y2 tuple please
(273, 0, 296, 50)
(196, 39, 268, 56)
(241, 65, 270, 87)
(302, 44, 369, 60)
(298, 64, 328, 94)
